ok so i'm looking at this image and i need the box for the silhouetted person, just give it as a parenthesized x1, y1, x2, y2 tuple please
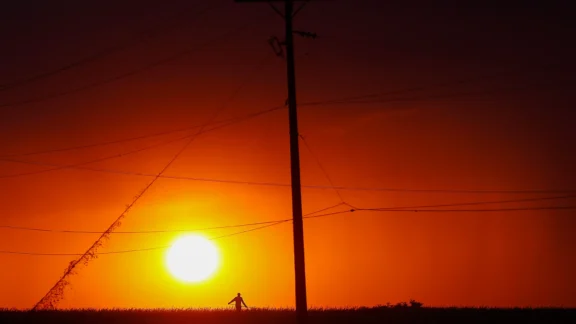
(228, 293, 248, 311)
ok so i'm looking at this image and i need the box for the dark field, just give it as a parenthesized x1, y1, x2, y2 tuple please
(1, 307, 575, 324)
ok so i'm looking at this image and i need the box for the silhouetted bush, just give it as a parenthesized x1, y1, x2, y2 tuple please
(410, 299, 423, 308)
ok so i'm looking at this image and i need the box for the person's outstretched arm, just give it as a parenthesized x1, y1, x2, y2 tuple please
(242, 299, 248, 308)
(228, 298, 235, 305)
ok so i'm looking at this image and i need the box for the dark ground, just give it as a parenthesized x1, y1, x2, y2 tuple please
(1, 307, 575, 324)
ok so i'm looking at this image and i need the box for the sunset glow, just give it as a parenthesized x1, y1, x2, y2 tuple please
(0, 0, 575, 312)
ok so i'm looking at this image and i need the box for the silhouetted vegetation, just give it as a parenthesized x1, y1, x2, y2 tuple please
(1, 305, 574, 324)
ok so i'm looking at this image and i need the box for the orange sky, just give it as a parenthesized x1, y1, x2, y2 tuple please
(1, 0, 575, 309)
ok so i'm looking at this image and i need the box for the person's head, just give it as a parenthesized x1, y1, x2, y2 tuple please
(237, 293, 241, 297)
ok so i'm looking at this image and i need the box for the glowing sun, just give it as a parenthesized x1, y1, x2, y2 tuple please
(166, 235, 219, 283)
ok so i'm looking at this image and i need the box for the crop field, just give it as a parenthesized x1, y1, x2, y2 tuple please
(1, 306, 574, 324)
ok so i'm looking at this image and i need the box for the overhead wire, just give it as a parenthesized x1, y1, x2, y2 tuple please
(2, 102, 572, 193)
(293, 0, 311, 17)
(0, 222, 285, 256)
(3, 154, 575, 194)
(368, 194, 576, 211)
(0, 2, 225, 93)
(3, 202, 575, 256)
(0, 105, 284, 179)
(4, 75, 569, 159)
(0, 204, 346, 256)
(0, 77, 463, 157)
(301, 202, 346, 217)
(299, 62, 570, 107)
(0, 125, 199, 158)
(299, 134, 345, 204)
(0, 10, 272, 110)
(1, 54, 284, 246)
(302, 79, 576, 107)
(0, 216, 289, 234)
(6, 4, 573, 310)
(1, 9, 573, 264)
(0, 81, 490, 158)
(31, 27, 280, 310)
(0, 111, 261, 158)
(32, 124, 208, 309)
(0, 202, 345, 234)
(360, 205, 576, 213)
(3, 72, 569, 158)
(1, 196, 574, 235)
(0, 133, 195, 179)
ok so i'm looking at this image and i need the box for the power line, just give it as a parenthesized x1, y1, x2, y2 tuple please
(3, 154, 575, 194)
(31, 46, 283, 310)
(297, 205, 576, 220)
(32, 129, 201, 309)
(293, 0, 311, 17)
(2, 195, 574, 235)
(361, 205, 576, 213)
(0, 44, 276, 160)
(2, 75, 565, 158)
(3, 203, 574, 257)
(0, 3, 224, 93)
(0, 133, 194, 179)
(0, 106, 283, 178)
(5, 152, 576, 194)
(0, 74, 496, 157)
(369, 195, 576, 211)
(0, 126, 194, 158)
(302, 79, 576, 107)
(0, 204, 346, 256)
(32, 89, 219, 309)
(299, 62, 571, 107)
(302, 202, 346, 216)
(0, 114, 252, 158)
(0, 80, 479, 158)
(299, 134, 345, 203)
(14, 77, 572, 157)
(0, 203, 345, 234)
(0, 12, 271, 110)
(0, 221, 289, 256)
(0, 216, 287, 234)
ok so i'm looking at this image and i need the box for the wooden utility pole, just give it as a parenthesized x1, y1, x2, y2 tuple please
(234, 1, 311, 322)
(283, 0, 308, 320)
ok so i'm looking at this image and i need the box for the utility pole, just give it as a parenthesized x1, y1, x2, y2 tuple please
(234, 1, 313, 322)
(284, 0, 308, 321)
